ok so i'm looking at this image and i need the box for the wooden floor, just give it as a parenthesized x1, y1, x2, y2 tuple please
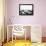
(3, 40, 46, 46)
(42, 37, 46, 42)
(3, 40, 31, 46)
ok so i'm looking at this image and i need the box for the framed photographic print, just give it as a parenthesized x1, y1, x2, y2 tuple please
(19, 4, 34, 16)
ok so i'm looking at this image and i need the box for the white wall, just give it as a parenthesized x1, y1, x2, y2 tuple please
(6, 0, 46, 37)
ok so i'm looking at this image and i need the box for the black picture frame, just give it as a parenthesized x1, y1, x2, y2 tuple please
(19, 4, 34, 16)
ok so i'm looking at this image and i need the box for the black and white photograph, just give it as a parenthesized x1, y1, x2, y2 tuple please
(19, 4, 33, 15)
